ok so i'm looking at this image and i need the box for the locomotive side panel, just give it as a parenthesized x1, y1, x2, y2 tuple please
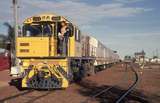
(89, 36, 98, 57)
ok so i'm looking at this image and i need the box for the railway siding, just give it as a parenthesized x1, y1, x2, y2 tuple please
(0, 63, 159, 103)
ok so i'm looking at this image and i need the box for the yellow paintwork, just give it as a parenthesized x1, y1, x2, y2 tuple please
(21, 58, 69, 88)
(17, 13, 82, 89)
(21, 59, 68, 71)
(24, 13, 69, 24)
(16, 34, 77, 57)
(69, 34, 75, 56)
(68, 25, 81, 57)
(50, 37, 57, 56)
(17, 37, 49, 57)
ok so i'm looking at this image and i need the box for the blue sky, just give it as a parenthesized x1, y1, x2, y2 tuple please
(0, 0, 160, 58)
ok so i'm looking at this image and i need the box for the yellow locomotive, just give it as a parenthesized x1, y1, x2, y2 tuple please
(10, 13, 119, 89)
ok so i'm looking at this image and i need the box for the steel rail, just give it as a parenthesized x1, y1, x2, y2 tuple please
(81, 62, 139, 103)
(81, 86, 115, 103)
(115, 63, 139, 103)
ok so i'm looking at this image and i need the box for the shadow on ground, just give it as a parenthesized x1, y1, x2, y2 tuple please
(76, 80, 150, 103)
(9, 78, 24, 90)
(0, 78, 56, 103)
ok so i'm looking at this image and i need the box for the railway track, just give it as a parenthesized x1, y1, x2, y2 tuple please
(0, 64, 152, 103)
(81, 62, 139, 103)
(0, 90, 34, 103)
(115, 63, 138, 103)
(0, 80, 54, 103)
(0, 90, 53, 103)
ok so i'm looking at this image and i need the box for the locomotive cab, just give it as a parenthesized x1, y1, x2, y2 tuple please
(17, 15, 73, 58)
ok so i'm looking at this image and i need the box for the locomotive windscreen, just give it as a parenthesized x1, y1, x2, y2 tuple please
(22, 23, 53, 37)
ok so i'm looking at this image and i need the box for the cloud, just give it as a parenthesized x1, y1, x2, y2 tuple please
(0, 0, 152, 26)
(105, 31, 160, 41)
(114, 0, 144, 3)
(104, 31, 160, 58)
(0, 0, 158, 58)
(21, 0, 152, 25)
(0, 0, 13, 22)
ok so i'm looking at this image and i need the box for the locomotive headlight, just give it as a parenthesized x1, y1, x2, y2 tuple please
(19, 60, 23, 66)
(23, 62, 29, 67)
(16, 59, 23, 66)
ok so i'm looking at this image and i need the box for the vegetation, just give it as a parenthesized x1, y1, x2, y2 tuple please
(0, 22, 14, 50)
(0, 34, 7, 49)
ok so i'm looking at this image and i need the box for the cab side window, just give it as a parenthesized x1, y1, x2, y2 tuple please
(75, 28, 81, 42)
(43, 24, 52, 36)
(69, 24, 74, 37)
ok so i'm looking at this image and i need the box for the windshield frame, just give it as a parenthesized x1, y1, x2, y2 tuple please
(22, 23, 54, 37)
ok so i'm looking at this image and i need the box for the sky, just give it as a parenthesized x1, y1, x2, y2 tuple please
(0, 0, 160, 58)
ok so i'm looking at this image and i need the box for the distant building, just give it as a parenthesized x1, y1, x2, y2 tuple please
(134, 50, 146, 63)
(135, 50, 145, 58)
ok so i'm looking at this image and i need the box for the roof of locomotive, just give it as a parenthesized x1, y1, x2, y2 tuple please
(23, 13, 70, 24)
(23, 13, 80, 30)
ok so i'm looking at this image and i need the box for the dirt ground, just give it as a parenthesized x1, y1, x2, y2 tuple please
(0, 63, 159, 103)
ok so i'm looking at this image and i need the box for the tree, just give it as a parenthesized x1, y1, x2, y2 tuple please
(3, 22, 14, 41)
(3, 22, 14, 51)
(0, 34, 7, 48)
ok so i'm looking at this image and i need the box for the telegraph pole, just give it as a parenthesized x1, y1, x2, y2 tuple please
(12, 0, 18, 66)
